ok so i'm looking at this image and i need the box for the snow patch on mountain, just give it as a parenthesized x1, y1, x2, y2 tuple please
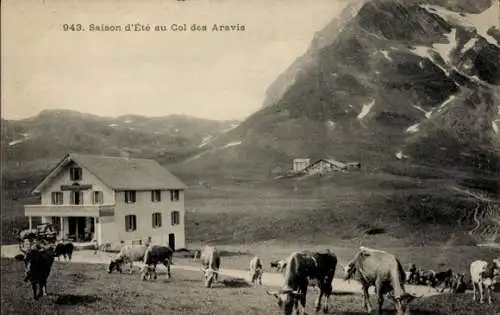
(198, 135, 213, 148)
(357, 100, 375, 119)
(221, 141, 242, 149)
(395, 151, 409, 160)
(406, 123, 420, 133)
(420, 2, 500, 47)
(380, 50, 393, 61)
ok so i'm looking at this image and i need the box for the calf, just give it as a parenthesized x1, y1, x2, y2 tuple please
(249, 256, 263, 285)
(15, 245, 55, 300)
(54, 242, 74, 261)
(470, 259, 500, 304)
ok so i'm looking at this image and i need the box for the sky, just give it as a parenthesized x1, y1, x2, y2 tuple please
(1, 0, 350, 121)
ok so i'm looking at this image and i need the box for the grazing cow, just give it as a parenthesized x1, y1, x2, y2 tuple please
(270, 259, 287, 273)
(450, 273, 467, 293)
(419, 269, 436, 289)
(54, 242, 74, 261)
(433, 269, 453, 292)
(14, 245, 55, 300)
(249, 256, 263, 285)
(108, 244, 148, 274)
(199, 246, 221, 288)
(266, 250, 338, 315)
(470, 259, 500, 304)
(343, 246, 417, 315)
(141, 245, 174, 281)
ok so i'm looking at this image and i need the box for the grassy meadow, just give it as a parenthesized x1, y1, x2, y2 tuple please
(2, 258, 500, 315)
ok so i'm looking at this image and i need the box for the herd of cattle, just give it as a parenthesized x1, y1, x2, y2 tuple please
(13, 240, 500, 315)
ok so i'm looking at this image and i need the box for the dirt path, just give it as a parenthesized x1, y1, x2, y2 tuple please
(0, 245, 440, 297)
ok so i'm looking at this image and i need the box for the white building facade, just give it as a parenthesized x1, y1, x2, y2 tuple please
(24, 153, 187, 250)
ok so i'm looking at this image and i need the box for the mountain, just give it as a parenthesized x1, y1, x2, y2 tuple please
(177, 0, 500, 178)
(172, 0, 500, 240)
(2, 109, 240, 178)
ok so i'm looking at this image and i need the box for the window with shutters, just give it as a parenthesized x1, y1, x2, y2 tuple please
(171, 211, 180, 226)
(92, 191, 104, 204)
(152, 212, 162, 228)
(124, 190, 136, 203)
(51, 192, 63, 205)
(169, 190, 180, 202)
(70, 191, 83, 205)
(69, 167, 82, 181)
(125, 215, 137, 232)
(151, 190, 161, 202)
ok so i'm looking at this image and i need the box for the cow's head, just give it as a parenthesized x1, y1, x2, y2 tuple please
(342, 262, 356, 280)
(108, 259, 123, 274)
(386, 292, 419, 315)
(266, 289, 302, 315)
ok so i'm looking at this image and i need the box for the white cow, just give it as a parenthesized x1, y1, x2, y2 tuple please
(249, 256, 263, 285)
(108, 244, 148, 274)
(470, 258, 500, 304)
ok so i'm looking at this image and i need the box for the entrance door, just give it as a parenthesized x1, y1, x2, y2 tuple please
(68, 217, 89, 242)
(168, 233, 175, 251)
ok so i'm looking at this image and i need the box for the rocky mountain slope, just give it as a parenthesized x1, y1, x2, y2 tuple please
(177, 0, 500, 181)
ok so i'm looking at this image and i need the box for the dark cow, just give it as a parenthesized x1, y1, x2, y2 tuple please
(15, 244, 55, 300)
(140, 245, 174, 281)
(407, 263, 418, 284)
(199, 246, 221, 288)
(343, 247, 417, 315)
(54, 242, 74, 261)
(266, 250, 338, 315)
(433, 269, 453, 292)
(270, 259, 287, 273)
(450, 273, 467, 293)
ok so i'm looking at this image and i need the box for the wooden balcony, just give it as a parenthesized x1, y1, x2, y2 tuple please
(24, 204, 115, 217)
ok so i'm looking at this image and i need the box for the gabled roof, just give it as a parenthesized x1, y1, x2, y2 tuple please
(32, 153, 187, 194)
(303, 157, 346, 171)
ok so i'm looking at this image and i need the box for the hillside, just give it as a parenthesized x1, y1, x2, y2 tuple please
(2, 110, 239, 182)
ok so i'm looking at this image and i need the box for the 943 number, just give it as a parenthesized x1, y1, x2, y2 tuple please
(62, 24, 84, 32)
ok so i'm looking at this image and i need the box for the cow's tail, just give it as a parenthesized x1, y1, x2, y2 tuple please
(397, 259, 406, 285)
(392, 258, 406, 299)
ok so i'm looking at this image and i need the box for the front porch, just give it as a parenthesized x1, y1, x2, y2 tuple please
(24, 204, 115, 243)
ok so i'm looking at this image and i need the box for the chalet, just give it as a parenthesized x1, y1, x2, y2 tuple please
(24, 153, 187, 250)
(302, 158, 360, 175)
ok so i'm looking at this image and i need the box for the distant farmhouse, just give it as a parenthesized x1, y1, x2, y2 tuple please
(24, 153, 187, 250)
(293, 157, 360, 176)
